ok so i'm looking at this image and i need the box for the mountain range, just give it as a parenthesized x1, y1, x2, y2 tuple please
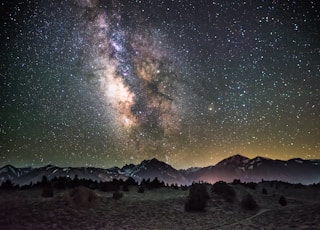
(1, 155, 320, 186)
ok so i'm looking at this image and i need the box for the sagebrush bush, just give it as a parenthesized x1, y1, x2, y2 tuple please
(211, 181, 236, 202)
(185, 183, 210, 212)
(241, 194, 258, 211)
(113, 190, 123, 200)
(279, 195, 287, 206)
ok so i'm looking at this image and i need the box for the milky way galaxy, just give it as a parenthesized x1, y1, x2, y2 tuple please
(77, 1, 188, 159)
(1, 0, 319, 168)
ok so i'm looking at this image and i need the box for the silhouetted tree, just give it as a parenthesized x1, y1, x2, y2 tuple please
(40, 176, 49, 186)
(125, 177, 137, 186)
(150, 177, 164, 189)
(71, 175, 80, 188)
(232, 179, 241, 185)
(185, 183, 210, 212)
(1, 179, 15, 190)
(211, 181, 236, 203)
(20, 182, 33, 190)
(241, 194, 259, 211)
(171, 183, 179, 190)
(53, 177, 70, 189)
(141, 178, 152, 189)
(181, 185, 188, 191)
(111, 179, 121, 191)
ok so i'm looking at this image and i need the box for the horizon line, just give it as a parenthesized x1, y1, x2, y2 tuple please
(1, 154, 318, 170)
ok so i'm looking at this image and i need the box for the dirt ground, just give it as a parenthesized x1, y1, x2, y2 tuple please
(0, 184, 319, 230)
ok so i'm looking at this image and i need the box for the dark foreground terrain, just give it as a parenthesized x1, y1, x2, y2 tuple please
(1, 182, 320, 230)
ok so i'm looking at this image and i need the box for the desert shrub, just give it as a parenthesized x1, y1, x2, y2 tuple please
(211, 181, 236, 203)
(185, 183, 210, 212)
(113, 190, 123, 200)
(279, 195, 287, 206)
(262, 188, 267, 195)
(241, 194, 259, 211)
(42, 183, 54, 198)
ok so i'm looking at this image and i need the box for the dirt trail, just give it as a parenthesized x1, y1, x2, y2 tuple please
(214, 208, 272, 229)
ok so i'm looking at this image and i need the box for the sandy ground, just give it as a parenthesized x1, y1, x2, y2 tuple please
(0, 184, 319, 230)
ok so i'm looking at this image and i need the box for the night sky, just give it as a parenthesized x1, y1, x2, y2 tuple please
(1, 0, 319, 169)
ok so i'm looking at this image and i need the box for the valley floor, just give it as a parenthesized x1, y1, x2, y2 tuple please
(0, 184, 319, 230)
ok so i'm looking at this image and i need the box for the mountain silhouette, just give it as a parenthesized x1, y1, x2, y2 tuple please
(1, 155, 319, 186)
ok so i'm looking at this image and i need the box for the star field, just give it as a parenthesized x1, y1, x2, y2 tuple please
(0, 0, 319, 169)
